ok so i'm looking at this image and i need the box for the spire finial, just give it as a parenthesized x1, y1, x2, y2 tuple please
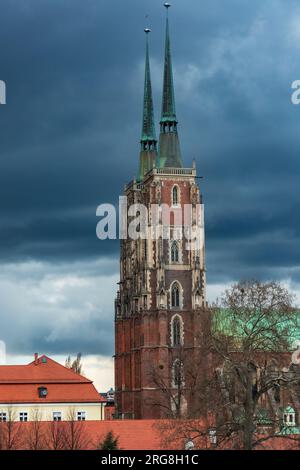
(139, 25, 157, 180)
(158, 1, 183, 169)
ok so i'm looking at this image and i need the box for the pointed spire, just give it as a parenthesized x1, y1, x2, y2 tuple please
(141, 29, 156, 144)
(161, 4, 176, 122)
(139, 28, 157, 180)
(158, 3, 183, 169)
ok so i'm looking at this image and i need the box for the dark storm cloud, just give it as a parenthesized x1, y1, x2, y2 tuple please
(0, 0, 300, 356)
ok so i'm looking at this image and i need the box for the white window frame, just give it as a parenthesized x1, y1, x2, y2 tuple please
(0, 412, 7, 422)
(19, 412, 28, 422)
(283, 412, 296, 427)
(77, 411, 86, 421)
(53, 411, 62, 422)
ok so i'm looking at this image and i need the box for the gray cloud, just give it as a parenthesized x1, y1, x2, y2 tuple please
(0, 0, 299, 356)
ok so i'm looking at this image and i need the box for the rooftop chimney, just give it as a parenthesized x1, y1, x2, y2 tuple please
(34, 353, 38, 365)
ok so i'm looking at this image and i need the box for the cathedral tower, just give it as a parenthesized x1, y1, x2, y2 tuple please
(115, 4, 206, 419)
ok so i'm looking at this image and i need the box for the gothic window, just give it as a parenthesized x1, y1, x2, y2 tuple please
(171, 241, 179, 263)
(172, 186, 179, 206)
(171, 282, 180, 308)
(173, 317, 181, 346)
(173, 359, 183, 387)
(171, 314, 184, 346)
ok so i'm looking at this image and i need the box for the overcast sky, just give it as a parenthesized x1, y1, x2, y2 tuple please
(0, 0, 299, 389)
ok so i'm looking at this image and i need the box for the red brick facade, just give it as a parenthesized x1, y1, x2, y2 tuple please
(115, 168, 207, 419)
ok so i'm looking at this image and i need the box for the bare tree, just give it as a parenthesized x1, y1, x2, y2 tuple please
(210, 280, 300, 450)
(65, 353, 83, 375)
(154, 281, 300, 450)
(0, 407, 24, 450)
(149, 312, 212, 419)
(44, 420, 68, 450)
(63, 408, 89, 450)
(149, 347, 186, 419)
(24, 408, 45, 450)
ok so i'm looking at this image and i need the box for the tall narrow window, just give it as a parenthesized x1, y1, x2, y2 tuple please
(172, 186, 179, 206)
(171, 241, 179, 263)
(171, 282, 180, 308)
(173, 317, 181, 346)
(173, 360, 183, 386)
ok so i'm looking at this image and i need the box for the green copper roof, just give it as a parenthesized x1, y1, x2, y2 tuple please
(138, 30, 157, 181)
(278, 426, 300, 435)
(157, 8, 183, 169)
(141, 32, 156, 143)
(212, 309, 300, 350)
(161, 16, 176, 122)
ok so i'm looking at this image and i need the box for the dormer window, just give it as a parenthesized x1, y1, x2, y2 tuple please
(283, 406, 296, 427)
(38, 386, 48, 398)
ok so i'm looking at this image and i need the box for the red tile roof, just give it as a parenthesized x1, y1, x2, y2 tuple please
(0, 420, 298, 450)
(0, 420, 163, 450)
(85, 420, 163, 450)
(0, 355, 90, 383)
(0, 355, 101, 404)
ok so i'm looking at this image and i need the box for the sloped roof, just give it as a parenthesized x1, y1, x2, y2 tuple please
(86, 420, 162, 450)
(1, 420, 299, 450)
(0, 355, 101, 403)
(0, 355, 90, 384)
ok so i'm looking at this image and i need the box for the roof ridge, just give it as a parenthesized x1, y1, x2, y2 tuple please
(26, 355, 91, 383)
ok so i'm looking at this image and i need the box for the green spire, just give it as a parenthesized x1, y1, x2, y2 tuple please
(141, 30, 156, 144)
(139, 29, 157, 180)
(158, 4, 183, 168)
(161, 13, 176, 122)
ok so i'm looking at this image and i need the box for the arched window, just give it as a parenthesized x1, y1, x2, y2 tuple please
(172, 186, 179, 206)
(171, 314, 184, 347)
(171, 282, 180, 308)
(173, 359, 183, 386)
(171, 241, 179, 263)
(173, 317, 181, 346)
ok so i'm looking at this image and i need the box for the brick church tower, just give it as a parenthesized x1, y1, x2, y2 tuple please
(115, 4, 207, 419)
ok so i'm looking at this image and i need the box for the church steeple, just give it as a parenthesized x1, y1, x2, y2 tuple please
(158, 3, 183, 169)
(139, 28, 157, 181)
